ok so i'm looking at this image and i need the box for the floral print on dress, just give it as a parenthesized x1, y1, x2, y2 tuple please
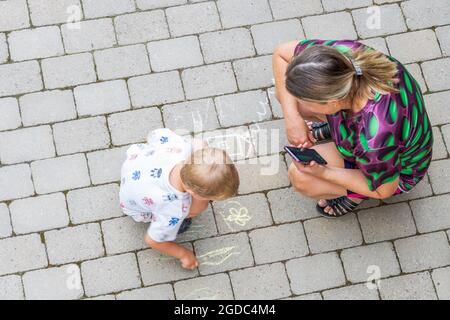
(169, 217, 180, 226)
(163, 194, 178, 202)
(128, 200, 137, 206)
(150, 168, 162, 178)
(160, 136, 169, 144)
(142, 197, 154, 206)
(129, 154, 138, 160)
(132, 170, 141, 180)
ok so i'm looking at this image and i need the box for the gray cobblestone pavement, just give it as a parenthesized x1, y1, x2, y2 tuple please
(0, 0, 449, 300)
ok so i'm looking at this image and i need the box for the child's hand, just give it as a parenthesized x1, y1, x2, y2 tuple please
(180, 250, 199, 270)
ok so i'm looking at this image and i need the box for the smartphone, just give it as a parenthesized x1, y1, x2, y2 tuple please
(284, 146, 328, 165)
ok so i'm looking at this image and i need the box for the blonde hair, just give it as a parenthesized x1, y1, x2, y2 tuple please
(286, 45, 399, 103)
(180, 148, 239, 200)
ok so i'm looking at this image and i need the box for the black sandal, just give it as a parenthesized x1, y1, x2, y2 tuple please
(310, 122, 332, 142)
(316, 196, 363, 218)
(178, 218, 192, 234)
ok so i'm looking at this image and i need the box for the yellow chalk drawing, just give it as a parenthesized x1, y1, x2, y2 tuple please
(224, 207, 251, 227)
(218, 201, 252, 231)
(183, 287, 219, 300)
(197, 246, 240, 266)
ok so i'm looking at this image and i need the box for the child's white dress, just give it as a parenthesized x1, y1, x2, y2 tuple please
(119, 128, 192, 242)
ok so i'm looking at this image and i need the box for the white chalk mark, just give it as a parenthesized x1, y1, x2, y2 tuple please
(198, 246, 241, 266)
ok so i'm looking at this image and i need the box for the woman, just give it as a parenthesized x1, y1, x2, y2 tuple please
(273, 39, 433, 217)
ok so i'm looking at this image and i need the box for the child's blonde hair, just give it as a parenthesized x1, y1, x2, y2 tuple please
(180, 148, 239, 200)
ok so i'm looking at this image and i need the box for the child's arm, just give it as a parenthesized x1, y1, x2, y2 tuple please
(144, 234, 198, 270)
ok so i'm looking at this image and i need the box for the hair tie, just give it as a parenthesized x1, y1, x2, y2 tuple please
(350, 58, 363, 76)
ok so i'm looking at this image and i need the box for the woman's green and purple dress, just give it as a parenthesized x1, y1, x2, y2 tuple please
(294, 39, 433, 199)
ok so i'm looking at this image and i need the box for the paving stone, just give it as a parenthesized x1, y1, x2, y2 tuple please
(0, 164, 34, 202)
(286, 252, 346, 295)
(323, 284, 379, 300)
(53, 117, 110, 155)
(249, 222, 309, 264)
(304, 214, 363, 253)
(174, 274, 233, 300)
(213, 193, 273, 234)
(67, 184, 123, 224)
(166, 2, 221, 37)
(128, 72, 184, 108)
(428, 159, 450, 194)
(0, 98, 21, 131)
(0, 61, 42, 97)
(84, 295, 116, 300)
(424, 91, 450, 125)
(115, 11, 169, 46)
(9, 193, 69, 235)
(94, 45, 150, 81)
(379, 272, 437, 300)
(137, 243, 198, 285)
(215, 90, 271, 127)
(0, 0, 30, 32)
(107, 108, 163, 146)
(87, 146, 128, 184)
(432, 266, 450, 300)
(195, 126, 256, 161)
(442, 124, 450, 154)
(0, 204, 12, 240)
(0, 125, 55, 164)
(42, 53, 96, 89)
(341, 242, 400, 283)
(411, 194, 450, 233)
(45, 223, 104, 265)
(436, 26, 450, 57)
(433, 127, 448, 160)
(176, 205, 218, 243)
(136, 0, 186, 10)
(19, 90, 77, 126)
(117, 284, 174, 300)
(82, 0, 136, 19)
(322, 0, 372, 11)
(422, 58, 450, 92)
(352, 4, 407, 38)
(386, 30, 442, 64)
(23, 264, 84, 300)
(0, 234, 47, 276)
(359, 38, 388, 55)
(236, 154, 290, 194)
(250, 119, 288, 156)
(200, 28, 254, 64)
(286, 293, 322, 300)
(81, 253, 141, 297)
(230, 263, 291, 300)
(233, 56, 274, 91)
(0, 33, 7, 63)
(394, 232, 450, 273)
(251, 19, 304, 54)
(302, 12, 357, 40)
(401, 0, 450, 30)
(163, 98, 220, 134)
(147, 36, 203, 72)
(74, 80, 130, 116)
(28, 0, 82, 26)
(182, 62, 237, 100)
(358, 203, 417, 243)
(61, 19, 116, 54)
(383, 174, 433, 203)
(31, 154, 91, 194)
(8, 26, 64, 61)
(404, 63, 427, 92)
(217, 0, 272, 28)
(267, 187, 319, 223)
(0, 275, 24, 300)
(268, 0, 323, 20)
(102, 217, 147, 255)
(194, 232, 254, 275)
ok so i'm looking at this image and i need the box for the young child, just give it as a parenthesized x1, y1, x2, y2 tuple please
(119, 128, 239, 270)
